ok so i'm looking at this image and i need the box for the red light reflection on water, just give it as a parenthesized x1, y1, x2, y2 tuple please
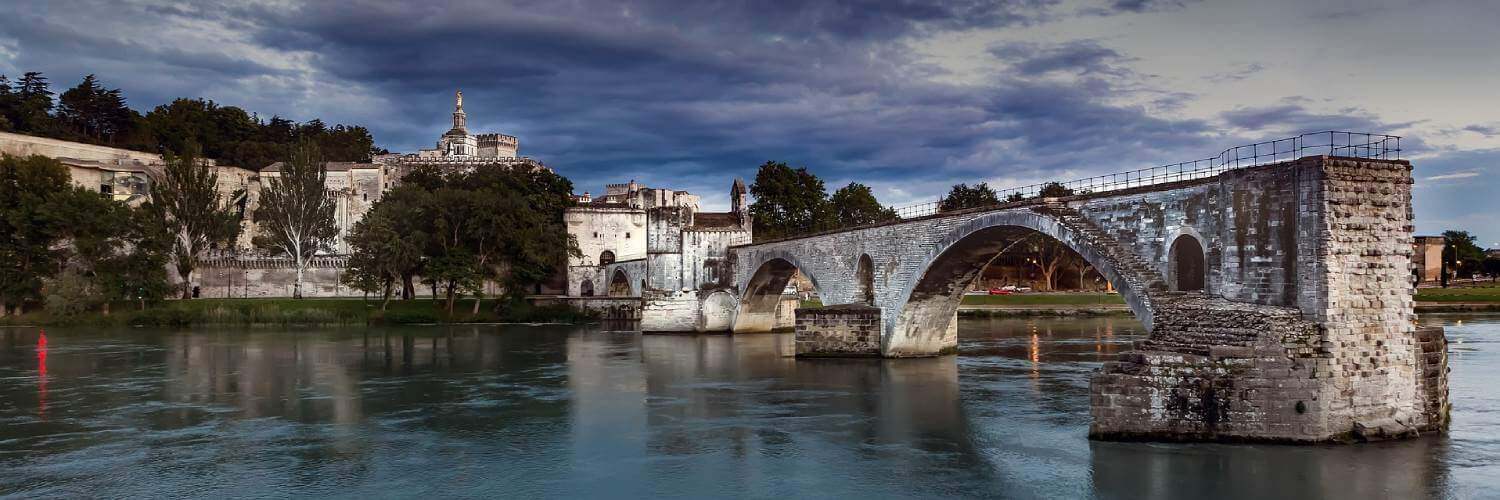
(37, 330, 48, 419)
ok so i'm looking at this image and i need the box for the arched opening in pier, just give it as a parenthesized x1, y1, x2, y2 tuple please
(857, 254, 875, 305)
(609, 269, 633, 297)
(580, 279, 595, 297)
(890, 213, 1152, 356)
(1169, 234, 1205, 292)
(734, 256, 821, 332)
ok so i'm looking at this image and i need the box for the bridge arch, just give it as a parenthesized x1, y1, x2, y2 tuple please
(888, 210, 1155, 356)
(733, 250, 824, 332)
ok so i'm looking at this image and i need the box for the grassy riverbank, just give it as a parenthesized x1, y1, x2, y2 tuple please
(0, 298, 595, 327)
(1415, 285, 1500, 302)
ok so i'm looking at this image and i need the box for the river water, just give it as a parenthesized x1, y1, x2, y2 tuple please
(1, 314, 1496, 499)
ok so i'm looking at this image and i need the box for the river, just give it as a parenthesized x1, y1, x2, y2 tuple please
(1, 314, 1496, 499)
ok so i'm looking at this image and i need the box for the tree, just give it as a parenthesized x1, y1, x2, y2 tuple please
(0, 154, 74, 314)
(1039, 182, 1074, 198)
(940, 182, 998, 211)
(43, 183, 134, 314)
(95, 205, 173, 311)
(1482, 257, 1500, 282)
(1024, 235, 1073, 291)
(830, 182, 897, 228)
(749, 161, 834, 240)
(345, 213, 420, 310)
(57, 74, 135, 142)
(148, 146, 242, 299)
(1442, 230, 1485, 280)
(12, 72, 56, 134)
(253, 143, 338, 298)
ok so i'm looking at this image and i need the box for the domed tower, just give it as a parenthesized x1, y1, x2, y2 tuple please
(438, 89, 476, 156)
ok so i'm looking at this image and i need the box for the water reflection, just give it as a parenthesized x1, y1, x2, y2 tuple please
(0, 315, 1496, 498)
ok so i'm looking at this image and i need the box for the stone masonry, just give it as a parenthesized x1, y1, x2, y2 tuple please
(795, 304, 883, 357)
(721, 156, 1447, 442)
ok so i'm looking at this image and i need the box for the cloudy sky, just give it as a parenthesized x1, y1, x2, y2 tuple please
(3, 0, 1497, 244)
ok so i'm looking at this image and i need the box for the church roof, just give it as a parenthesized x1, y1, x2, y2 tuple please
(690, 212, 742, 229)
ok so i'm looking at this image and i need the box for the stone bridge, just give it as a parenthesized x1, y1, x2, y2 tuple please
(716, 155, 1448, 443)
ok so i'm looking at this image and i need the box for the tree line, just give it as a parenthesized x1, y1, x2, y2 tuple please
(0, 71, 381, 169)
(1441, 230, 1500, 283)
(343, 165, 579, 314)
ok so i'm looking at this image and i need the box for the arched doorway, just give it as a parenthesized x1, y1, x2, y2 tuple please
(857, 254, 875, 305)
(599, 250, 615, 266)
(1169, 235, 1205, 292)
(609, 269, 633, 296)
(580, 279, 595, 297)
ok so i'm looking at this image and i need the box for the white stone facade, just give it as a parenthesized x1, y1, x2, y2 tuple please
(565, 179, 752, 330)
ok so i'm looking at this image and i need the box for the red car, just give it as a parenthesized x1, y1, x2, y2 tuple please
(988, 287, 1013, 295)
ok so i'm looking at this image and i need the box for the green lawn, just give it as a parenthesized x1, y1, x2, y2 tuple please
(961, 293, 1124, 306)
(1415, 285, 1500, 303)
(1, 297, 593, 327)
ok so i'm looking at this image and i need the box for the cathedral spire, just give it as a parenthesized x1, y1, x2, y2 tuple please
(451, 89, 467, 131)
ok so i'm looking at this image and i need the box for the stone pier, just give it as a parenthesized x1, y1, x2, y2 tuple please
(795, 304, 882, 357)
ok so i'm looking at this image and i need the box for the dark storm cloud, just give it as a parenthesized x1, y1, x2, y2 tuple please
(1, 0, 1269, 208)
(1220, 101, 1421, 136)
(988, 40, 1131, 77)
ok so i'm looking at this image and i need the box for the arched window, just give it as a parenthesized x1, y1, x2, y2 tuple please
(599, 250, 615, 265)
(1169, 234, 1206, 292)
(580, 279, 595, 297)
(857, 254, 875, 305)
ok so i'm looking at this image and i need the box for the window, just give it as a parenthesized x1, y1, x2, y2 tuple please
(626, 232, 631, 238)
(600, 250, 616, 266)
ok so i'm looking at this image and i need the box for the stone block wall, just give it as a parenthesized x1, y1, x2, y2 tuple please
(193, 257, 363, 298)
(795, 305, 881, 357)
(1415, 326, 1450, 431)
(640, 290, 700, 332)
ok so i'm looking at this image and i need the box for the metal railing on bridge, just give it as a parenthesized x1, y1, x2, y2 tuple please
(732, 131, 1400, 246)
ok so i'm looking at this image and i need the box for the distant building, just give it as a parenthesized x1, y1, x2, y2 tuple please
(1413, 235, 1445, 285)
(565, 179, 751, 301)
(374, 90, 549, 175)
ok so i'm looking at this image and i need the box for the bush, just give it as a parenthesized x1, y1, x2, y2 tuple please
(42, 269, 105, 317)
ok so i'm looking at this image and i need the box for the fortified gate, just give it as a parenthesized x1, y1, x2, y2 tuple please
(632, 133, 1448, 443)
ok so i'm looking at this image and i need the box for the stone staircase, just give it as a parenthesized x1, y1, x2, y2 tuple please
(1031, 202, 1316, 356)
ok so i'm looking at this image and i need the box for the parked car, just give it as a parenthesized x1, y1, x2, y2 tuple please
(988, 287, 1013, 295)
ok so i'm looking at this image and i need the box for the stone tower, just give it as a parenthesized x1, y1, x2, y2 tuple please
(439, 89, 476, 156)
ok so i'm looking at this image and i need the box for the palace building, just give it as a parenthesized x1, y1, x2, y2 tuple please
(374, 90, 549, 174)
(563, 178, 752, 328)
